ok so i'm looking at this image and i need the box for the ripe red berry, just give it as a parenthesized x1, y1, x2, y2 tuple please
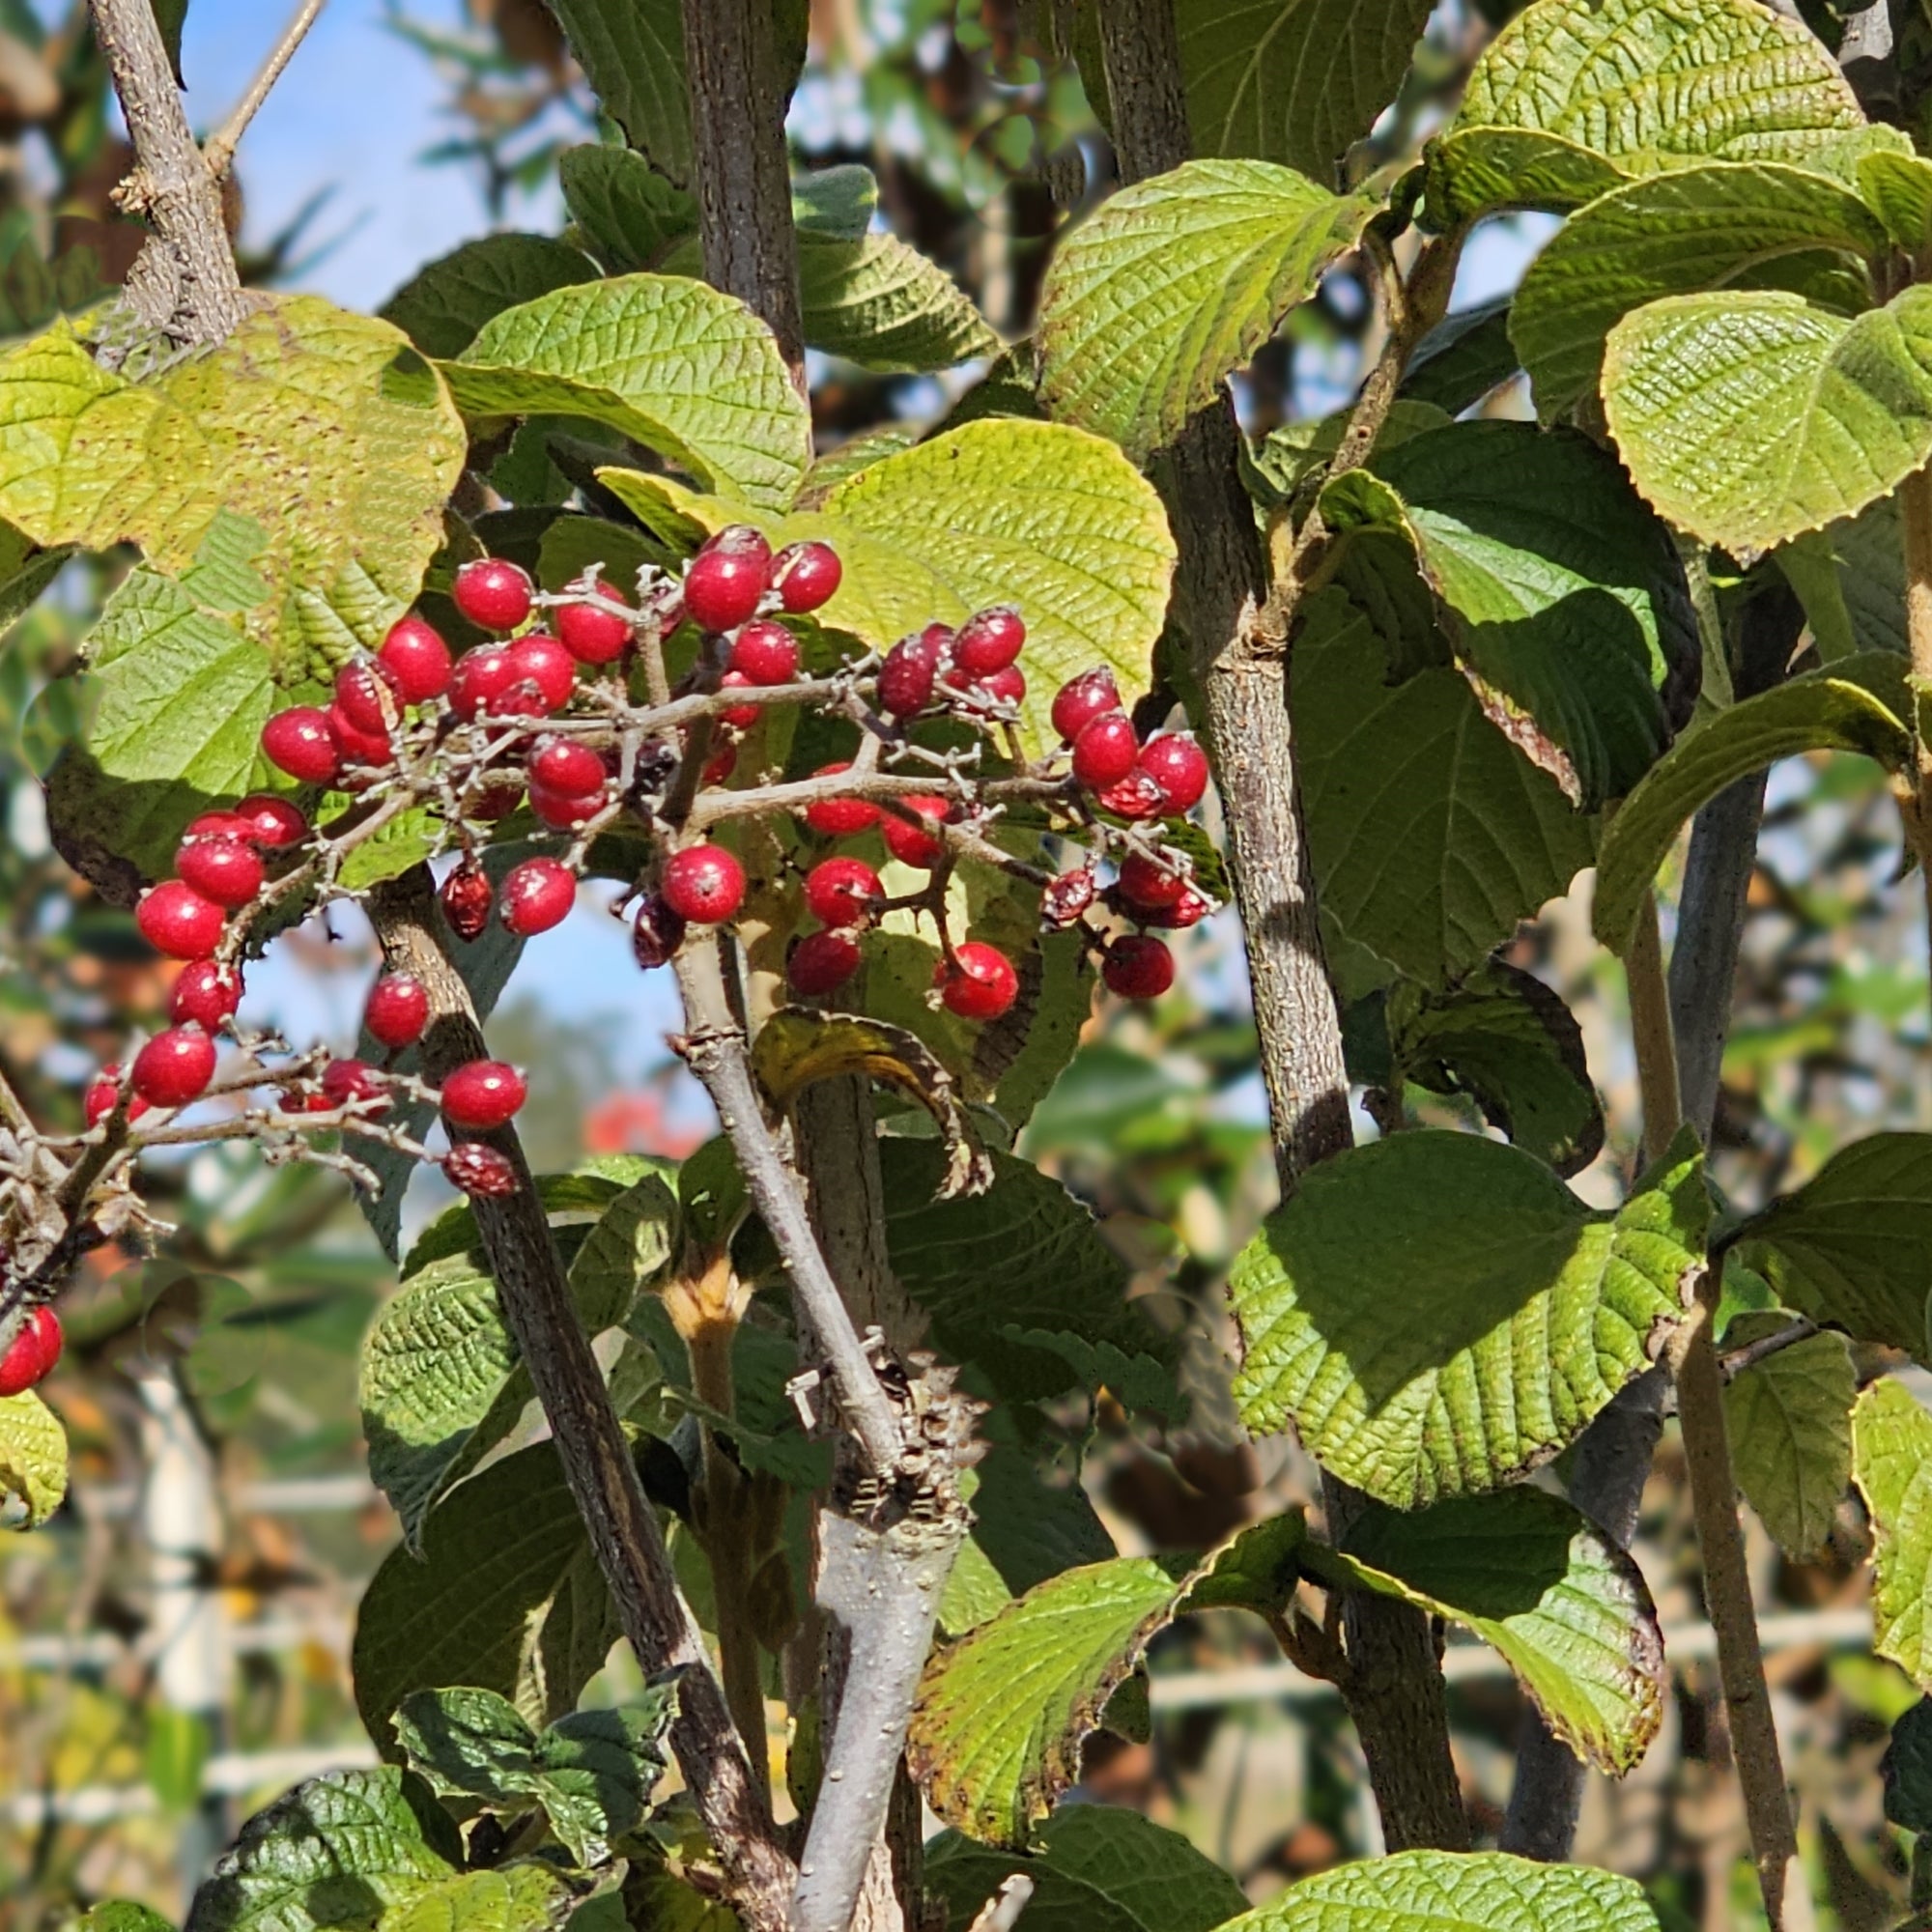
(935, 942, 1019, 1022)
(0, 1307, 63, 1398)
(788, 929, 862, 995)
(1071, 712, 1139, 789)
(702, 742, 738, 786)
(718, 671, 762, 731)
(234, 795, 309, 847)
(185, 810, 251, 840)
(448, 645, 521, 721)
(137, 882, 225, 959)
(632, 895, 687, 969)
(441, 861, 494, 941)
(661, 844, 746, 924)
(772, 540, 841, 613)
(974, 663, 1025, 707)
(1097, 769, 1167, 820)
(804, 857, 880, 929)
(684, 526, 773, 633)
(262, 707, 342, 784)
(441, 1060, 528, 1130)
(323, 1057, 389, 1111)
(500, 857, 577, 935)
(175, 836, 264, 911)
(1146, 887, 1210, 930)
(131, 1026, 217, 1109)
(881, 796, 949, 869)
(444, 1143, 519, 1198)
(803, 762, 880, 837)
(379, 614, 452, 702)
(1139, 733, 1210, 813)
(528, 737, 608, 798)
(727, 618, 801, 687)
(952, 606, 1026, 677)
(506, 633, 576, 714)
(453, 556, 535, 632)
(84, 1065, 149, 1128)
(557, 582, 632, 665)
(170, 959, 243, 1031)
(327, 702, 393, 769)
(333, 660, 399, 735)
(878, 631, 942, 719)
(1040, 867, 1097, 928)
(530, 781, 605, 830)
(365, 973, 429, 1050)
(1103, 934, 1175, 1000)
(1117, 851, 1188, 914)
(1050, 668, 1121, 744)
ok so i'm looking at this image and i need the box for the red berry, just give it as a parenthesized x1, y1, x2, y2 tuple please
(881, 796, 949, 869)
(448, 645, 521, 721)
(234, 795, 308, 848)
(974, 664, 1025, 707)
(528, 736, 608, 798)
(878, 631, 942, 719)
(788, 929, 862, 995)
(1040, 867, 1096, 928)
(1051, 668, 1121, 744)
(530, 781, 605, 830)
(365, 973, 429, 1050)
(772, 540, 841, 613)
(1097, 769, 1167, 820)
(453, 556, 534, 632)
(1103, 934, 1175, 1000)
(334, 660, 399, 735)
(506, 633, 576, 714)
(441, 861, 494, 941)
(718, 671, 763, 731)
(632, 895, 687, 969)
(803, 762, 880, 837)
(684, 526, 773, 633)
(0, 1307, 62, 1398)
(500, 857, 577, 935)
(804, 856, 880, 928)
(952, 606, 1026, 677)
(175, 836, 264, 911)
(379, 614, 452, 702)
(1117, 851, 1187, 914)
(327, 702, 393, 769)
(1139, 733, 1210, 813)
(1071, 712, 1139, 789)
(443, 1143, 519, 1197)
(727, 618, 802, 687)
(131, 1026, 217, 1109)
(84, 1065, 148, 1128)
(185, 810, 251, 840)
(323, 1057, 388, 1111)
(137, 882, 225, 960)
(556, 582, 632, 665)
(935, 942, 1018, 1022)
(170, 959, 243, 1031)
(701, 743, 738, 786)
(472, 778, 526, 821)
(661, 844, 746, 924)
(262, 707, 341, 784)
(441, 1060, 528, 1130)
(1146, 887, 1210, 930)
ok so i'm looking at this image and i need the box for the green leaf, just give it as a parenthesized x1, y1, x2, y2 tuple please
(1294, 587, 1597, 986)
(567, 1170, 680, 1328)
(1512, 162, 1884, 423)
(379, 235, 599, 360)
(1858, 149, 1932, 252)
(0, 1387, 66, 1528)
(1310, 1489, 1665, 1772)
(1230, 1127, 1705, 1506)
(1590, 659, 1909, 953)
(1603, 287, 1932, 553)
(184, 1768, 464, 1932)
(1721, 1313, 1855, 1560)
(559, 145, 696, 271)
(798, 233, 1001, 374)
(794, 163, 878, 238)
(1728, 1132, 1932, 1358)
(447, 275, 811, 511)
(1246, 399, 1450, 508)
(1401, 298, 1519, 413)
(1854, 1378, 1932, 1688)
(925, 1805, 1249, 1932)
(1037, 157, 1380, 463)
(1220, 1851, 1661, 1932)
(384, 1867, 579, 1932)
(81, 1907, 174, 1932)
(1881, 1698, 1932, 1832)
(1422, 128, 1627, 229)
(1319, 419, 1695, 807)
(1776, 496, 1906, 662)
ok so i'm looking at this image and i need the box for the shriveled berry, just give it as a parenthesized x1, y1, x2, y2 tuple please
(453, 556, 534, 632)
(448, 645, 521, 721)
(441, 861, 494, 941)
(379, 614, 452, 702)
(441, 1059, 528, 1130)
(1146, 887, 1210, 930)
(472, 778, 526, 821)
(661, 844, 746, 924)
(1050, 668, 1121, 744)
(1138, 733, 1210, 813)
(444, 1143, 519, 1198)
(131, 1026, 217, 1108)
(262, 707, 341, 784)
(506, 633, 576, 713)
(333, 660, 399, 735)
(137, 882, 225, 959)
(881, 796, 949, 869)
(530, 781, 605, 830)
(718, 671, 762, 731)
(1096, 769, 1167, 820)
(84, 1065, 149, 1128)
(557, 582, 632, 665)
(1040, 867, 1096, 929)
(501, 857, 577, 935)
(803, 762, 880, 837)
(788, 929, 862, 995)
(1117, 851, 1188, 914)
(365, 973, 429, 1050)
(804, 856, 880, 928)
(878, 631, 941, 719)
(0, 1308, 63, 1398)
(323, 1058, 388, 1111)
(952, 606, 1026, 677)
(632, 895, 687, 970)
(170, 959, 243, 1031)
(176, 836, 264, 911)
(684, 526, 773, 633)
(234, 795, 308, 848)
(528, 737, 608, 797)
(935, 942, 1018, 1022)
(1071, 712, 1139, 789)
(728, 618, 801, 687)
(327, 702, 393, 769)
(1103, 934, 1175, 1000)
(772, 540, 841, 613)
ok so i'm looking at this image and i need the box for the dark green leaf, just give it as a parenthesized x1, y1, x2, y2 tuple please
(1883, 1698, 1932, 1832)
(379, 235, 599, 360)
(1721, 1312, 1854, 1560)
(559, 145, 696, 270)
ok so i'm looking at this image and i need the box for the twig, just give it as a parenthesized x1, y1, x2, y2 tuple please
(1626, 893, 1683, 1162)
(965, 1876, 1036, 1932)
(1719, 1317, 1820, 1383)
(204, 0, 327, 178)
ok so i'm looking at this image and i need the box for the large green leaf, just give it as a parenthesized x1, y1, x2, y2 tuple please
(1230, 1127, 1706, 1507)
(0, 298, 466, 679)
(379, 234, 599, 360)
(558, 145, 696, 272)
(384, 1867, 579, 1932)
(1776, 496, 1906, 662)
(925, 1805, 1249, 1932)
(1854, 1378, 1932, 1688)
(1309, 1490, 1665, 1772)
(1858, 148, 1932, 253)
(1294, 587, 1597, 986)
(1219, 1851, 1661, 1932)
(1603, 287, 1932, 554)
(1319, 420, 1694, 808)
(1590, 658, 1909, 952)
(1512, 162, 1884, 422)
(0, 1387, 66, 1528)
(446, 275, 811, 510)
(1721, 1312, 1855, 1561)
(1037, 157, 1379, 463)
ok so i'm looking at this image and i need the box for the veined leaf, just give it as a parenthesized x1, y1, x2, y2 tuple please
(1722, 1312, 1854, 1560)
(0, 1387, 66, 1528)
(1775, 495, 1905, 662)
(1859, 149, 1932, 253)
(383, 1867, 579, 1932)
(559, 144, 696, 271)
(379, 234, 599, 359)
(1854, 1378, 1932, 1688)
